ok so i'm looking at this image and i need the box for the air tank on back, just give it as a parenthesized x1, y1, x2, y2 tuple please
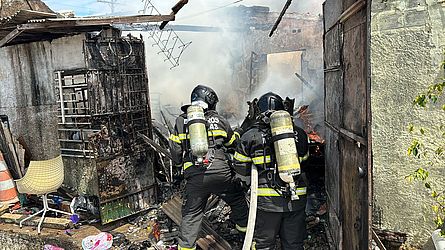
(270, 110, 301, 200)
(187, 105, 208, 163)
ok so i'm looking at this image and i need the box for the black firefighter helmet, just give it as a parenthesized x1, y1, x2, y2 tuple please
(257, 92, 285, 116)
(183, 84, 219, 111)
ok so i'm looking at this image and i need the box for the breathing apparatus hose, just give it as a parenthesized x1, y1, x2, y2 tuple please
(242, 164, 258, 250)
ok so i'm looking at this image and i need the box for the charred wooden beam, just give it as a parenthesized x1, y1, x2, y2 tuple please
(139, 133, 172, 160)
(160, 0, 189, 30)
(269, 0, 292, 37)
(161, 195, 232, 250)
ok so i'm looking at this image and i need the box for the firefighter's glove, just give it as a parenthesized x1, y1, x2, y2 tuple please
(172, 166, 183, 186)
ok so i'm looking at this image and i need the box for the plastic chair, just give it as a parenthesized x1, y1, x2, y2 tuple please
(15, 155, 72, 233)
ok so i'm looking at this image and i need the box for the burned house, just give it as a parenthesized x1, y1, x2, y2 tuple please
(0, 1, 174, 225)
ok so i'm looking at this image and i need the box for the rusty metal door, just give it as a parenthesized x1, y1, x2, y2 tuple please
(323, 0, 371, 249)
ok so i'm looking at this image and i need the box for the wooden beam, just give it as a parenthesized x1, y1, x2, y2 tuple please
(18, 14, 175, 30)
(0, 213, 73, 230)
(269, 0, 292, 37)
(372, 229, 387, 250)
(338, 0, 366, 24)
(325, 121, 367, 146)
(48, 14, 175, 24)
(0, 28, 24, 47)
(160, 0, 189, 30)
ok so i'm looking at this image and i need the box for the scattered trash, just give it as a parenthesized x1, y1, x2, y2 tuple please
(43, 245, 64, 250)
(70, 196, 100, 221)
(81, 232, 113, 250)
(65, 229, 74, 236)
(70, 214, 80, 224)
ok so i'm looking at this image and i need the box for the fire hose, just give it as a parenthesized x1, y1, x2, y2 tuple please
(242, 164, 258, 250)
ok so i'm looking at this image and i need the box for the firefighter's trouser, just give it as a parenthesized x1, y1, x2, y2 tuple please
(253, 199, 307, 250)
(178, 172, 248, 249)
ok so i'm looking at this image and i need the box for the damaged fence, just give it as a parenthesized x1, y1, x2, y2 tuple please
(56, 32, 157, 224)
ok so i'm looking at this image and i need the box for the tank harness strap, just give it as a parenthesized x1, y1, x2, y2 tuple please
(271, 132, 295, 143)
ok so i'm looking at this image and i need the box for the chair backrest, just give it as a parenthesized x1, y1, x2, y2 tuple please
(15, 155, 64, 195)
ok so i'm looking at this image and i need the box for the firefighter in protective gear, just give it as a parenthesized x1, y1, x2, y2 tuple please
(169, 85, 248, 250)
(233, 92, 309, 250)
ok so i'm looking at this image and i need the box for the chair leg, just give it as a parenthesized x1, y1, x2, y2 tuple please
(37, 210, 47, 234)
(47, 207, 72, 216)
(19, 194, 72, 234)
(19, 209, 44, 228)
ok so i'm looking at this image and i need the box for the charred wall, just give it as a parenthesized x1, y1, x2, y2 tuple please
(0, 40, 60, 160)
(224, 6, 324, 116)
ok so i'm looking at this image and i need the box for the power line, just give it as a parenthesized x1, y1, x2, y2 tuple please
(178, 0, 244, 21)
(97, 0, 118, 14)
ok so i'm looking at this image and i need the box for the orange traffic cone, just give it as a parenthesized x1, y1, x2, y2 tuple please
(0, 152, 19, 206)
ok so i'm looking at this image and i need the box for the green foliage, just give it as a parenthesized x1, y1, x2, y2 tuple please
(406, 56, 445, 236)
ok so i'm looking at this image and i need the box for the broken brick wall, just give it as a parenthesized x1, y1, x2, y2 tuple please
(223, 6, 324, 124)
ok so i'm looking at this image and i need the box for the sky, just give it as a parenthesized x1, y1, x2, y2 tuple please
(41, 0, 323, 23)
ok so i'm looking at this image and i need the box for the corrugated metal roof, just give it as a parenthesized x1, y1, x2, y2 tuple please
(0, 14, 175, 47)
(0, 10, 56, 25)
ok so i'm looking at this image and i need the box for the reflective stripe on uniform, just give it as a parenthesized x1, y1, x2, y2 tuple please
(236, 224, 247, 232)
(178, 133, 188, 140)
(234, 131, 241, 138)
(169, 134, 181, 144)
(178, 245, 196, 250)
(271, 125, 293, 134)
(234, 152, 252, 162)
(278, 164, 300, 171)
(208, 130, 227, 137)
(252, 155, 271, 165)
(295, 187, 307, 195)
(300, 152, 309, 162)
(258, 188, 281, 197)
(257, 187, 307, 197)
(224, 133, 237, 147)
(183, 162, 193, 171)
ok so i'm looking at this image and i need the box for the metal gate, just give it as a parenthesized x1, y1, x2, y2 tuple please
(323, 0, 371, 249)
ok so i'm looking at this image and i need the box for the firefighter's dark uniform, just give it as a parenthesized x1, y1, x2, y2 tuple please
(169, 110, 249, 250)
(233, 120, 309, 250)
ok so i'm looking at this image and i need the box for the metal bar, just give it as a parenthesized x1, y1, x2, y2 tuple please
(60, 148, 94, 153)
(61, 154, 95, 159)
(57, 115, 91, 118)
(57, 71, 66, 124)
(269, 0, 292, 37)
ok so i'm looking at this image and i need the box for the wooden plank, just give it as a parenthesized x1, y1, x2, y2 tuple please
(339, 0, 366, 24)
(325, 122, 367, 146)
(0, 213, 73, 230)
(13, 14, 174, 32)
(324, 24, 341, 70)
(46, 14, 175, 25)
(161, 195, 232, 250)
(339, 138, 368, 250)
(325, 71, 343, 127)
(0, 204, 8, 216)
(323, 0, 343, 32)
(342, 19, 367, 137)
(372, 229, 387, 250)
(0, 28, 23, 47)
(1, 123, 22, 178)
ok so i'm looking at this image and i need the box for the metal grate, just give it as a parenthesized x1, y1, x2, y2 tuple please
(56, 32, 156, 224)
